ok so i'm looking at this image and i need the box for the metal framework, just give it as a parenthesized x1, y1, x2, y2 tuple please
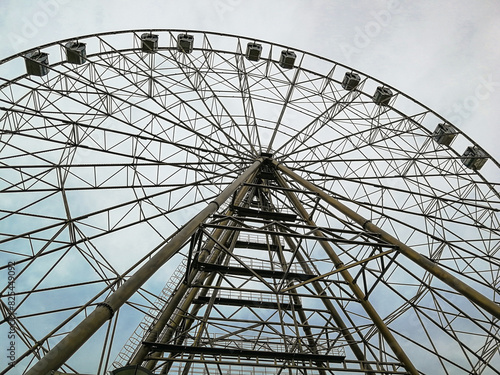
(0, 30, 499, 375)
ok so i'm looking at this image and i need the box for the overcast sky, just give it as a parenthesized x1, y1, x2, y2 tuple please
(0, 0, 499, 162)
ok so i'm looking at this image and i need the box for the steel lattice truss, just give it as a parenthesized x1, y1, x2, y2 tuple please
(0, 30, 499, 375)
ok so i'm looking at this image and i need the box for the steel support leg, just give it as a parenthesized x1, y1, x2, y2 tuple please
(276, 162, 500, 320)
(275, 172, 419, 375)
(285, 240, 373, 374)
(136, 182, 256, 369)
(130, 186, 253, 367)
(25, 160, 262, 375)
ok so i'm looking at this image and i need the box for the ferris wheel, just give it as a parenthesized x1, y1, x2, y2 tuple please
(0, 30, 499, 375)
